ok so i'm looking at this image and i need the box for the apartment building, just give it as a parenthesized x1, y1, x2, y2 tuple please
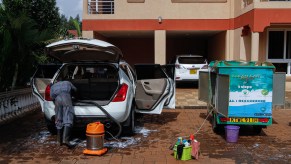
(82, 0, 291, 75)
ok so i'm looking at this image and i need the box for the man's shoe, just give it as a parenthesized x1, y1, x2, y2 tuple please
(62, 126, 76, 149)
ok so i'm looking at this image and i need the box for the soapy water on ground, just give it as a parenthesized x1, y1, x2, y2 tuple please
(134, 126, 158, 137)
(78, 126, 157, 149)
(28, 126, 158, 149)
(103, 126, 158, 148)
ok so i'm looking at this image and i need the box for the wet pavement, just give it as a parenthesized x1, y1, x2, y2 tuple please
(0, 106, 290, 163)
(0, 83, 291, 163)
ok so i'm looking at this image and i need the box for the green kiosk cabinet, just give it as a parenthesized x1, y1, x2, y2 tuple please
(198, 61, 285, 134)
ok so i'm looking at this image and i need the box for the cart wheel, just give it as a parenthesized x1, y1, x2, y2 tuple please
(253, 126, 262, 134)
(211, 115, 219, 133)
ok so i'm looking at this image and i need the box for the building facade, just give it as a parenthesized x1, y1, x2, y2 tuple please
(82, 0, 291, 75)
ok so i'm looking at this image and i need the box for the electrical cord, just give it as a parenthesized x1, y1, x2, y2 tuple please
(105, 131, 121, 143)
(77, 100, 123, 140)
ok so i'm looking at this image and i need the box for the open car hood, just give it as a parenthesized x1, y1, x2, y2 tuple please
(46, 39, 123, 63)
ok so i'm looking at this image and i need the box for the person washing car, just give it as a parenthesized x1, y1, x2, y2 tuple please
(50, 80, 77, 148)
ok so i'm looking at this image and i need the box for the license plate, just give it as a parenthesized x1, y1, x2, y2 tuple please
(190, 69, 197, 74)
(229, 118, 258, 123)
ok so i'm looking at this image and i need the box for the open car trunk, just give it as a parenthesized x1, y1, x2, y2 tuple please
(55, 63, 120, 106)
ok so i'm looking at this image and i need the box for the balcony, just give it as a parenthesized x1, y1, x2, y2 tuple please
(88, 0, 114, 14)
(243, 0, 291, 8)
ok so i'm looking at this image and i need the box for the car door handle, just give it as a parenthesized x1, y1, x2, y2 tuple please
(144, 82, 150, 85)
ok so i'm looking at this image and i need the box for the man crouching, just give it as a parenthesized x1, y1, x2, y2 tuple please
(50, 81, 77, 148)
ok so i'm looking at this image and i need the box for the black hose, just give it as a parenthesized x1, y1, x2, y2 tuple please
(77, 100, 122, 140)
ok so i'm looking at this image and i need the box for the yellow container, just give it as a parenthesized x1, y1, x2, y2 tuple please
(173, 145, 192, 161)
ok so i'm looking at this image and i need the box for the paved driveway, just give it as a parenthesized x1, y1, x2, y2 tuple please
(0, 108, 290, 163)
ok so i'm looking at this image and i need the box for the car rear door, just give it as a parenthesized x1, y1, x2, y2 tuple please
(134, 64, 175, 114)
(162, 64, 175, 108)
(31, 64, 61, 111)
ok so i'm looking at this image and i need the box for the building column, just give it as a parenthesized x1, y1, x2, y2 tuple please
(82, 31, 94, 39)
(251, 32, 259, 61)
(155, 30, 166, 65)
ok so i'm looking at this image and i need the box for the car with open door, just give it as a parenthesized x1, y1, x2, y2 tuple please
(31, 38, 175, 136)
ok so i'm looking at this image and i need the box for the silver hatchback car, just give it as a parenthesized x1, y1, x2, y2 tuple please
(32, 38, 175, 136)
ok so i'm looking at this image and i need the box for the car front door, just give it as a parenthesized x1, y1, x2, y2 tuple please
(31, 64, 61, 111)
(134, 64, 175, 114)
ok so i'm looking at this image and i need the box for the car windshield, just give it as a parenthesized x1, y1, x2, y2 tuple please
(178, 57, 206, 64)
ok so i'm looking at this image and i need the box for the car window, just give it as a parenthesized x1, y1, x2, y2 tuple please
(56, 64, 118, 81)
(34, 64, 61, 78)
(162, 64, 175, 80)
(178, 57, 206, 64)
(127, 64, 137, 81)
(120, 64, 131, 79)
(135, 64, 167, 80)
(120, 63, 136, 82)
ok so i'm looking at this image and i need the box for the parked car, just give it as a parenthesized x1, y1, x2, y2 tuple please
(173, 55, 208, 82)
(31, 38, 175, 136)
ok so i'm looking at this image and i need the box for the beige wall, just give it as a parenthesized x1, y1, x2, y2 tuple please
(82, 31, 94, 39)
(83, 0, 291, 64)
(155, 30, 166, 65)
(84, 0, 291, 20)
(83, 0, 231, 20)
(234, 0, 291, 18)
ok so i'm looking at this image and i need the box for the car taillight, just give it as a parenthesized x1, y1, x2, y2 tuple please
(45, 85, 52, 101)
(112, 83, 128, 102)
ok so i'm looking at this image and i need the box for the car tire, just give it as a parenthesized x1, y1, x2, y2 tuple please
(123, 103, 135, 136)
(44, 115, 57, 135)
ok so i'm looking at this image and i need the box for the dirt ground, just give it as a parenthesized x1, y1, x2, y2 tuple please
(0, 107, 290, 164)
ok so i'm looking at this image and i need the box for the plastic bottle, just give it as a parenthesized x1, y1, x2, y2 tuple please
(190, 134, 195, 144)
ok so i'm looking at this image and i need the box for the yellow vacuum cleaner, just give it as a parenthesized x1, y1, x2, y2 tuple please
(83, 122, 108, 155)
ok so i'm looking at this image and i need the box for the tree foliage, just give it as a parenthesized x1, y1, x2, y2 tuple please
(0, 0, 60, 91)
(0, 0, 83, 91)
(59, 14, 82, 38)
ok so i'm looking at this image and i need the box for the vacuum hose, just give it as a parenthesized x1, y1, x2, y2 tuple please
(78, 101, 122, 140)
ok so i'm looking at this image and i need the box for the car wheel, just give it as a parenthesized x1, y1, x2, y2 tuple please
(123, 103, 135, 136)
(44, 115, 57, 135)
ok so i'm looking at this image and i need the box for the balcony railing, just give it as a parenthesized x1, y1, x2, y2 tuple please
(88, 0, 114, 14)
(243, 0, 291, 8)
